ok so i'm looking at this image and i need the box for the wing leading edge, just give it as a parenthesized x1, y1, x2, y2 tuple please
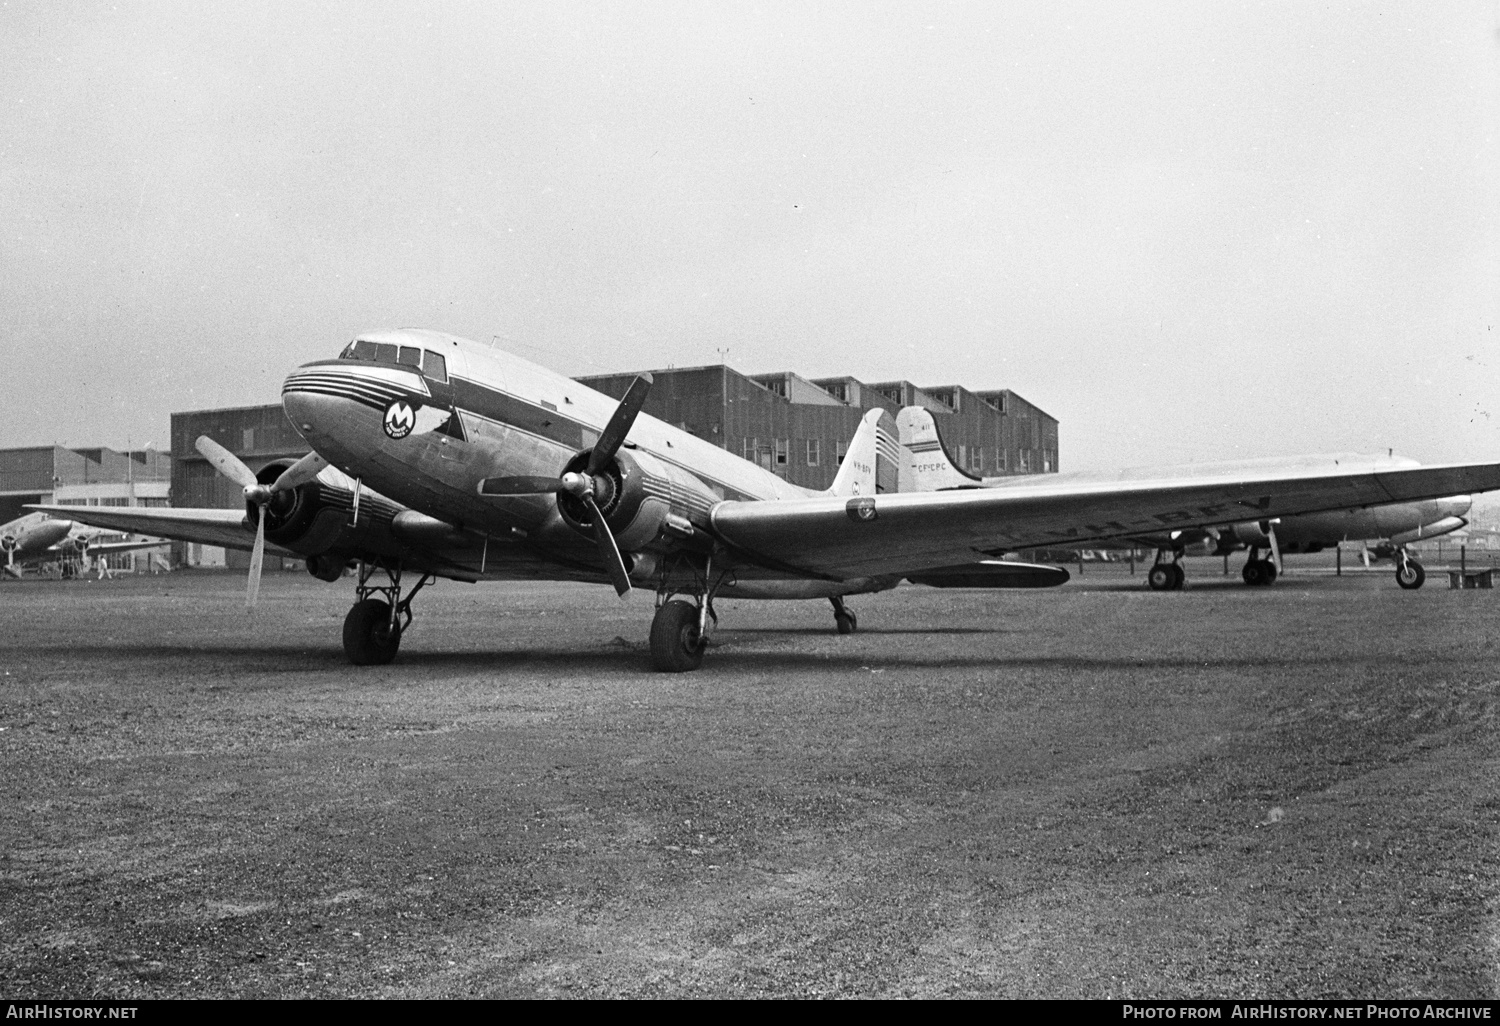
(710, 459, 1500, 579)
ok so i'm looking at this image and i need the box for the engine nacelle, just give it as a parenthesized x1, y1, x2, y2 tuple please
(556, 448, 712, 553)
(1232, 520, 1277, 547)
(305, 554, 348, 581)
(242, 459, 446, 573)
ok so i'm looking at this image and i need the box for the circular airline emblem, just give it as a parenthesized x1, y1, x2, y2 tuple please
(846, 497, 878, 523)
(383, 399, 416, 440)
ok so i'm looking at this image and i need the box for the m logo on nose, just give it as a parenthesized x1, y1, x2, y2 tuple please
(383, 400, 416, 439)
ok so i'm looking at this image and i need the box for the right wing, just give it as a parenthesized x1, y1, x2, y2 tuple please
(26, 506, 298, 558)
(711, 457, 1500, 580)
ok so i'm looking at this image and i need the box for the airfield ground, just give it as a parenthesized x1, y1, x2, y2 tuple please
(2, 562, 1498, 999)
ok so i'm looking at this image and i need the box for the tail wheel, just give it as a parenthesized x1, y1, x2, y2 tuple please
(343, 598, 402, 665)
(650, 599, 704, 672)
(1396, 561, 1425, 590)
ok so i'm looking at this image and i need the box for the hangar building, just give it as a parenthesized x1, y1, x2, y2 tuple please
(169, 363, 1059, 567)
(0, 445, 171, 524)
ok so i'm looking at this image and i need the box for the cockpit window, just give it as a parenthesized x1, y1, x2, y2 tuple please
(340, 340, 446, 379)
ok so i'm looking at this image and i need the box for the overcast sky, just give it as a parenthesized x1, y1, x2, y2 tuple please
(3, 1, 1496, 471)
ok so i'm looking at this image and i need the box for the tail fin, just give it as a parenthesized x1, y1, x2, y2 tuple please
(827, 409, 884, 497)
(896, 406, 984, 491)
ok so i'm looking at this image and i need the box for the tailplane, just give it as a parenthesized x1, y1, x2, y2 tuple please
(827, 409, 884, 497)
(896, 406, 984, 491)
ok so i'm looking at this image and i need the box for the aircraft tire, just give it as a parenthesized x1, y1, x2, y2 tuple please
(1262, 561, 1278, 584)
(1170, 564, 1186, 590)
(650, 599, 704, 672)
(1148, 565, 1175, 591)
(1396, 561, 1425, 590)
(1242, 561, 1265, 586)
(343, 598, 402, 665)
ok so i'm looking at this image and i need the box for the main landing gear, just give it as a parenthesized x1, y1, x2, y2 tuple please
(1147, 551, 1185, 591)
(342, 561, 433, 665)
(1394, 548, 1426, 590)
(831, 595, 859, 634)
(645, 555, 864, 672)
(649, 554, 723, 673)
(1241, 546, 1279, 587)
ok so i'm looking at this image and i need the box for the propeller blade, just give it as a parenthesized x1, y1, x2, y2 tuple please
(587, 373, 653, 475)
(246, 510, 265, 609)
(271, 450, 329, 494)
(195, 435, 259, 490)
(583, 495, 632, 598)
(479, 476, 568, 497)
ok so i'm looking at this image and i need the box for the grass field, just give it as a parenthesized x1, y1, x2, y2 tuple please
(2, 569, 1497, 998)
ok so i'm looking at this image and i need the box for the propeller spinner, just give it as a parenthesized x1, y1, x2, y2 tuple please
(477, 374, 652, 597)
(195, 436, 329, 608)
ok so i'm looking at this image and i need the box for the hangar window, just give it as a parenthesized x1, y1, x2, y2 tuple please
(774, 439, 789, 465)
(806, 439, 820, 467)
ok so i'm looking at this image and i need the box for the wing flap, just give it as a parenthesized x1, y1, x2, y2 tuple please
(710, 460, 1500, 579)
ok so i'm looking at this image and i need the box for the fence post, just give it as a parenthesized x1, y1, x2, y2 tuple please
(1336, 546, 1341, 576)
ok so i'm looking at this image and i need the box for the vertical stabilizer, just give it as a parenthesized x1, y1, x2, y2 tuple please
(896, 406, 984, 491)
(827, 409, 884, 497)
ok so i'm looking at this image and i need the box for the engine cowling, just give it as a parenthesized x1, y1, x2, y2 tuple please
(1232, 520, 1277, 547)
(241, 460, 411, 570)
(555, 447, 710, 553)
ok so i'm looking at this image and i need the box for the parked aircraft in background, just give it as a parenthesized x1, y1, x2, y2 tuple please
(1, 512, 167, 579)
(898, 406, 1472, 591)
(35, 329, 1500, 670)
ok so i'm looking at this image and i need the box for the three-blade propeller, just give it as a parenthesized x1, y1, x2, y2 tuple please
(477, 374, 652, 597)
(195, 436, 329, 608)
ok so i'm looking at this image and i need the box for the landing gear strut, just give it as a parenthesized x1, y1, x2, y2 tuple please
(1147, 550, 1185, 591)
(342, 561, 433, 665)
(831, 595, 859, 634)
(1241, 546, 1278, 587)
(649, 554, 724, 673)
(1394, 548, 1426, 590)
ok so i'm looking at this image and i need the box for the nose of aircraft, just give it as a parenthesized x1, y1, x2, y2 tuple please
(281, 360, 418, 463)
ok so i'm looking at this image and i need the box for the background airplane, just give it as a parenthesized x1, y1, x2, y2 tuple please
(1, 512, 167, 579)
(35, 329, 1500, 671)
(898, 405, 1471, 590)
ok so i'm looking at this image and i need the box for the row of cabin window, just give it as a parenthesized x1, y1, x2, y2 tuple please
(340, 340, 449, 383)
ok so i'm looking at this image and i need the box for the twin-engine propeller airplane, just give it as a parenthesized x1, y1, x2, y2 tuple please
(34, 328, 1500, 671)
(1, 512, 166, 579)
(898, 406, 1473, 591)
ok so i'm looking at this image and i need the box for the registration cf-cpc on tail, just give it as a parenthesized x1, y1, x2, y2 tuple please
(37, 329, 1500, 671)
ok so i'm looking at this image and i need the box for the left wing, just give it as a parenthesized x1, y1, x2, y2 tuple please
(711, 458, 1500, 579)
(26, 506, 300, 558)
